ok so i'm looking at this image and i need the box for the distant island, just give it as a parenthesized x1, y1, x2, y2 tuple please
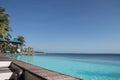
(35, 51, 45, 54)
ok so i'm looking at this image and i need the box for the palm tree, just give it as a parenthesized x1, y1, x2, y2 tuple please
(0, 7, 12, 40)
(0, 7, 12, 53)
(14, 36, 26, 53)
(14, 36, 26, 46)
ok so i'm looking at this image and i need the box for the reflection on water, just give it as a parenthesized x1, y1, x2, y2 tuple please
(17, 55, 34, 64)
(2, 54, 34, 64)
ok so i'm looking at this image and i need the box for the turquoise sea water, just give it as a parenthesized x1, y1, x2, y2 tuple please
(4, 53, 120, 80)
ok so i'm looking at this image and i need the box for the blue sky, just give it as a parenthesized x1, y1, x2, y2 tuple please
(0, 0, 120, 53)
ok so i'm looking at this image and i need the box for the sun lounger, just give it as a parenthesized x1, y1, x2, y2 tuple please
(0, 61, 11, 68)
(0, 67, 16, 80)
(0, 61, 23, 80)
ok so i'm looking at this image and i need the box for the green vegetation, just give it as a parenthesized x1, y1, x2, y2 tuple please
(0, 7, 12, 40)
(14, 36, 26, 50)
(14, 36, 25, 46)
(0, 7, 25, 53)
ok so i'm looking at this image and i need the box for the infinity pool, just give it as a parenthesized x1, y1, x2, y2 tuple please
(4, 54, 120, 80)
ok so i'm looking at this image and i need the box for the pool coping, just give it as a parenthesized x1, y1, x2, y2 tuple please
(0, 56, 81, 80)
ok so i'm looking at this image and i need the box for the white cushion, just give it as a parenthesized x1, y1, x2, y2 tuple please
(0, 61, 12, 67)
(0, 72, 13, 80)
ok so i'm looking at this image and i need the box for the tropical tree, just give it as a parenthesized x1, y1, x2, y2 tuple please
(0, 7, 26, 53)
(0, 7, 12, 53)
(14, 36, 26, 52)
(14, 36, 25, 46)
(0, 7, 12, 40)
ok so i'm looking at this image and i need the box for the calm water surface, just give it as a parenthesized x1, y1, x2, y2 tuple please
(4, 53, 120, 80)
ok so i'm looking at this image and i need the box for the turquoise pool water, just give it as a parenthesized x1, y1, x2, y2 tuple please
(4, 54, 120, 80)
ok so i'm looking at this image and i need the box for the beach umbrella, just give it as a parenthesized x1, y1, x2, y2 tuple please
(0, 39, 7, 42)
(10, 40, 22, 44)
